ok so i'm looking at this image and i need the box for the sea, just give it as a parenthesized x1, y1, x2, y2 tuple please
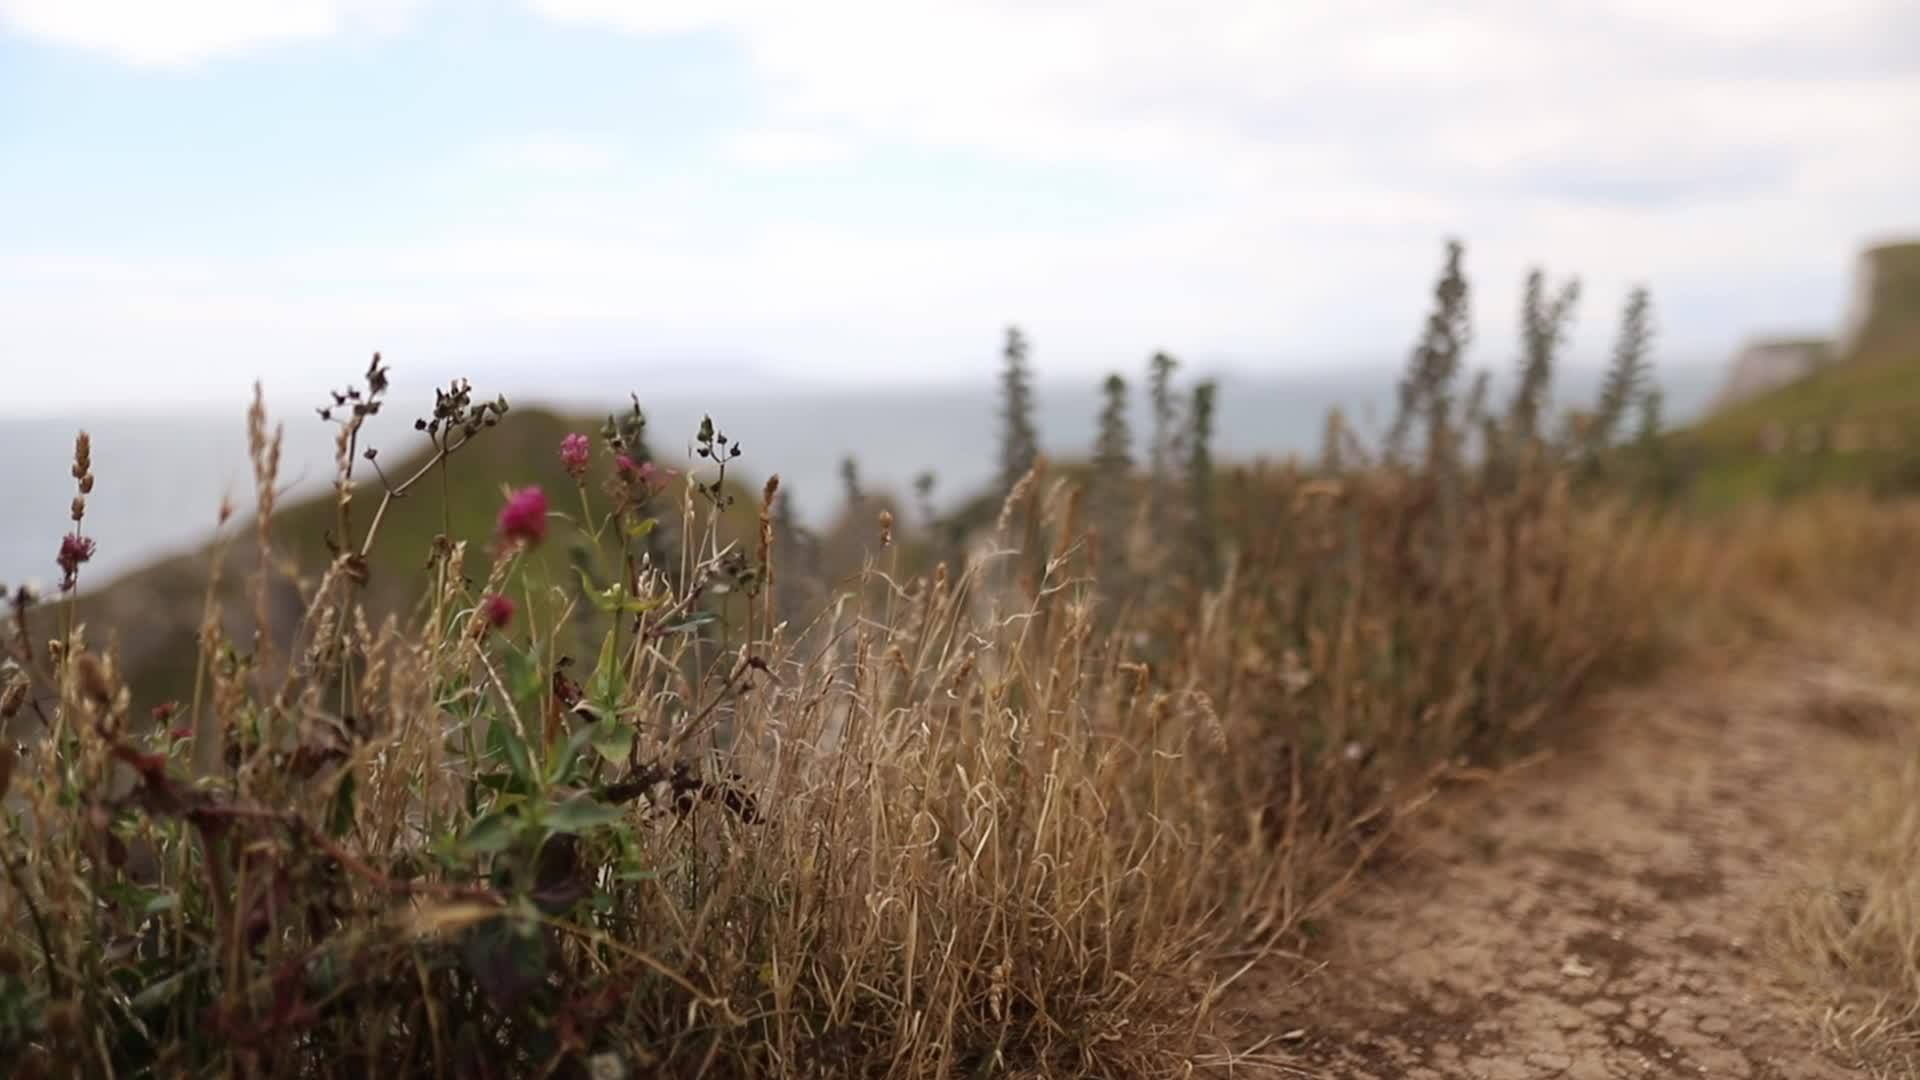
(0, 363, 1720, 589)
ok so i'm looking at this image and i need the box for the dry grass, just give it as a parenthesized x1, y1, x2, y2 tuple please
(1691, 496, 1920, 1079)
(10, 251, 1920, 1077)
(0, 383, 1264, 1078)
(1777, 705, 1920, 1079)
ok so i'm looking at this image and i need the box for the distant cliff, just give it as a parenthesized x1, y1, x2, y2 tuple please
(1708, 238, 1920, 416)
(1710, 337, 1831, 413)
(1839, 240, 1920, 358)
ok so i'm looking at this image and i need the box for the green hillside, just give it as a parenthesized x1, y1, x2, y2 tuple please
(1668, 241, 1920, 506)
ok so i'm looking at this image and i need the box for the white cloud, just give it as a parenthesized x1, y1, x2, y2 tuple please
(519, 0, 1918, 345)
(479, 135, 621, 174)
(0, 0, 423, 67)
(0, 173, 1825, 415)
(2, 1, 1914, 410)
(529, 1, 1919, 208)
(720, 129, 852, 169)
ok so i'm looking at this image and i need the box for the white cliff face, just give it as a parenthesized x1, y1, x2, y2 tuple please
(1710, 339, 1830, 412)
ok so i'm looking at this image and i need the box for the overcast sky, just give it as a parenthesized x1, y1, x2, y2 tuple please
(1, 0, 1915, 413)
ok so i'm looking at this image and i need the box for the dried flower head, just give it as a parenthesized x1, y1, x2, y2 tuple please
(559, 433, 591, 480)
(56, 532, 95, 592)
(498, 487, 549, 548)
(481, 593, 515, 629)
(616, 454, 675, 496)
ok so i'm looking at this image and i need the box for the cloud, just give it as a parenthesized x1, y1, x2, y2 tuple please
(3, 1, 1914, 411)
(720, 129, 852, 169)
(520, 0, 1918, 348)
(528, 1, 1919, 211)
(0, 0, 423, 67)
(479, 135, 621, 174)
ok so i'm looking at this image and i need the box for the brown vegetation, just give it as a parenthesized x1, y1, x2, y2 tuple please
(4, 241, 1918, 1078)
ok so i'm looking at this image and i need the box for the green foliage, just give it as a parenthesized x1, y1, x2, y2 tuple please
(1588, 286, 1656, 456)
(1185, 379, 1221, 587)
(1386, 237, 1473, 467)
(997, 325, 1040, 495)
(1147, 350, 1183, 533)
(1090, 373, 1136, 592)
(1509, 268, 1581, 444)
(1094, 373, 1133, 477)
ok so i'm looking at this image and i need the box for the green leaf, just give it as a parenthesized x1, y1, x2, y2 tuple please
(130, 965, 203, 1013)
(488, 715, 535, 788)
(572, 563, 603, 596)
(626, 517, 657, 539)
(587, 627, 619, 703)
(457, 810, 519, 856)
(573, 565, 631, 614)
(660, 611, 719, 636)
(502, 646, 542, 709)
(590, 716, 630, 764)
(327, 769, 357, 839)
(545, 793, 623, 834)
(546, 725, 595, 786)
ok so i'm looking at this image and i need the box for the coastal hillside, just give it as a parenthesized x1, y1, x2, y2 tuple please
(1674, 240, 1920, 504)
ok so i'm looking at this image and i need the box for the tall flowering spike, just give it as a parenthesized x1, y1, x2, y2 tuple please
(498, 487, 549, 548)
(559, 433, 591, 480)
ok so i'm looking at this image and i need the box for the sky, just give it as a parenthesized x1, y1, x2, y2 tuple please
(1, 0, 1916, 414)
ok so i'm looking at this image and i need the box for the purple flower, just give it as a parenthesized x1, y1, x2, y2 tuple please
(481, 593, 515, 629)
(498, 487, 549, 548)
(559, 433, 591, 480)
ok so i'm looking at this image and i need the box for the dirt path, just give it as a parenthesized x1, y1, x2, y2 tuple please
(1230, 631, 1910, 1078)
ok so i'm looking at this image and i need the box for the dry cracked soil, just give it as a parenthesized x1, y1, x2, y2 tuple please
(1224, 631, 1910, 1079)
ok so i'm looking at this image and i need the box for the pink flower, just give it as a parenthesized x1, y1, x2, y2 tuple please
(559, 433, 591, 479)
(498, 486, 549, 547)
(481, 593, 515, 629)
